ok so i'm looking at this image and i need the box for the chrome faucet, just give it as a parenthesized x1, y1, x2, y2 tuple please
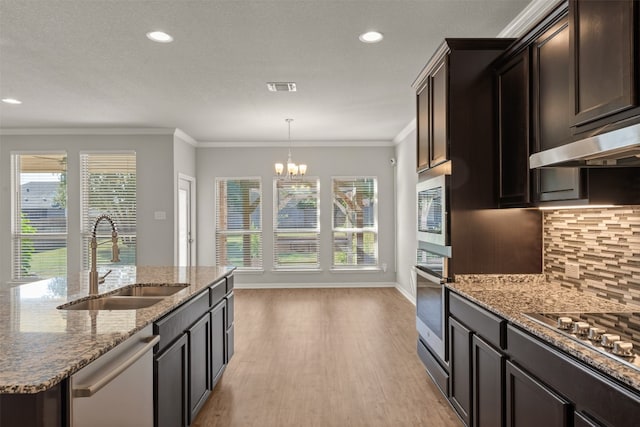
(89, 214, 120, 295)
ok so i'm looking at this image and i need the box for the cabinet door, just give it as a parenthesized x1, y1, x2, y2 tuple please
(210, 299, 227, 387)
(417, 80, 430, 172)
(497, 49, 532, 207)
(188, 313, 211, 424)
(472, 335, 504, 427)
(574, 412, 601, 427)
(430, 58, 448, 167)
(537, 168, 584, 202)
(533, 16, 572, 151)
(505, 361, 570, 427)
(155, 334, 188, 427)
(449, 317, 472, 426)
(570, 0, 637, 127)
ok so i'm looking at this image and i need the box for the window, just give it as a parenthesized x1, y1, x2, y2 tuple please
(273, 178, 320, 270)
(81, 153, 137, 270)
(332, 177, 378, 268)
(11, 153, 68, 280)
(215, 178, 262, 270)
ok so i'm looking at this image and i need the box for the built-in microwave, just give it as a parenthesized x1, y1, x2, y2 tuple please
(417, 175, 449, 247)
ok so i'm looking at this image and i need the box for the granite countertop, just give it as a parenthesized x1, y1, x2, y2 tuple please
(449, 275, 640, 391)
(0, 266, 235, 395)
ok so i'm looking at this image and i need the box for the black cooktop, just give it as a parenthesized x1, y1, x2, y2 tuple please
(524, 311, 640, 372)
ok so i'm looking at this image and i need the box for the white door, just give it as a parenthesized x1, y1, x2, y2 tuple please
(178, 176, 195, 267)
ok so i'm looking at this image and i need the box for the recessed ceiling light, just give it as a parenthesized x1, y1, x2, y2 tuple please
(2, 98, 22, 105)
(267, 82, 297, 92)
(359, 31, 383, 43)
(146, 31, 174, 43)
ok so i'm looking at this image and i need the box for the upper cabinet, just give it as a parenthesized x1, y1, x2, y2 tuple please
(570, 0, 638, 129)
(414, 39, 513, 174)
(416, 49, 449, 172)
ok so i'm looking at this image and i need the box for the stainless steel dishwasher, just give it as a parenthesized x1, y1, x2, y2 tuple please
(70, 324, 159, 427)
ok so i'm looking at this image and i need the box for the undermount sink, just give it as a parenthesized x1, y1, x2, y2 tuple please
(113, 284, 188, 297)
(60, 296, 164, 311)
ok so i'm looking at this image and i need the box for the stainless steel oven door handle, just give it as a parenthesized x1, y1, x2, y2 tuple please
(415, 267, 446, 285)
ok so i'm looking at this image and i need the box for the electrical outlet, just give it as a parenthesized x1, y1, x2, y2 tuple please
(565, 262, 580, 279)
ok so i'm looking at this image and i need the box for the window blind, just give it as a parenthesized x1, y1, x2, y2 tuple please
(215, 178, 262, 270)
(273, 178, 320, 269)
(80, 153, 137, 270)
(11, 153, 68, 280)
(332, 177, 378, 268)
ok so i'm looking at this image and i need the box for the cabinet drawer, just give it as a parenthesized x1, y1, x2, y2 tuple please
(154, 290, 209, 352)
(417, 339, 449, 396)
(449, 292, 505, 349)
(209, 278, 226, 307)
(507, 324, 640, 427)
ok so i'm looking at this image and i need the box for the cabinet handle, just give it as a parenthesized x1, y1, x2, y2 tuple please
(73, 335, 160, 398)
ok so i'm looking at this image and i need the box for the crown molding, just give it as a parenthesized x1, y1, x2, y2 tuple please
(173, 128, 198, 146)
(0, 127, 177, 136)
(393, 118, 416, 145)
(198, 139, 394, 148)
(497, 0, 564, 38)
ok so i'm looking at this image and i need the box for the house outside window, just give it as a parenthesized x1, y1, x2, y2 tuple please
(273, 178, 320, 270)
(11, 153, 68, 280)
(332, 177, 378, 268)
(80, 152, 137, 270)
(216, 177, 262, 270)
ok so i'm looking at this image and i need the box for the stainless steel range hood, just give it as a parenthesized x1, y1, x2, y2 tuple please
(529, 122, 640, 168)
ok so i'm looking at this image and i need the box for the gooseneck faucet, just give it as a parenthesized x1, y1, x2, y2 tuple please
(89, 214, 120, 295)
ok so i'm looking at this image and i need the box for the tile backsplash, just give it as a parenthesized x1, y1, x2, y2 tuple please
(544, 206, 640, 307)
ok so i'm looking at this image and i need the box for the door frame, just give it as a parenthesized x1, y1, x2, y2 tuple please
(177, 174, 196, 267)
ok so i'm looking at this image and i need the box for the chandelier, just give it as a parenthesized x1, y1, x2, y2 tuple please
(275, 118, 307, 179)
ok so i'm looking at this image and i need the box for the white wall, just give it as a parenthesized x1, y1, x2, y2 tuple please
(0, 133, 177, 283)
(394, 129, 418, 302)
(196, 144, 397, 287)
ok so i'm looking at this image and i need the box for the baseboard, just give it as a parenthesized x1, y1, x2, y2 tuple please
(395, 283, 416, 306)
(234, 281, 396, 289)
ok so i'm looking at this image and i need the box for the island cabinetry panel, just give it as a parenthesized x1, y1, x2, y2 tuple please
(0, 382, 67, 427)
(154, 274, 234, 427)
(570, 0, 638, 129)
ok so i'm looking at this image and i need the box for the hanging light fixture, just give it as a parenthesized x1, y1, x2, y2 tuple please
(275, 118, 307, 179)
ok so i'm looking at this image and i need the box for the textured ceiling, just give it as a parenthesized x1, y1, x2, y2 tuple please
(0, 0, 531, 143)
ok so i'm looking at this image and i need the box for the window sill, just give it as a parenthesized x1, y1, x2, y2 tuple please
(330, 267, 383, 273)
(234, 269, 265, 275)
(271, 268, 323, 273)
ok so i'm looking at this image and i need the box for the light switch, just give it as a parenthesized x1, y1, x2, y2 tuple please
(154, 211, 167, 220)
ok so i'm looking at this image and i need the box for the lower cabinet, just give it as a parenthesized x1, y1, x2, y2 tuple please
(154, 275, 234, 427)
(472, 335, 504, 427)
(155, 335, 188, 427)
(449, 317, 472, 426)
(505, 360, 570, 427)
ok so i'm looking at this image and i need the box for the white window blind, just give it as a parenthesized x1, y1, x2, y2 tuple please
(11, 153, 68, 280)
(273, 178, 320, 270)
(215, 178, 262, 270)
(81, 153, 137, 270)
(332, 177, 378, 268)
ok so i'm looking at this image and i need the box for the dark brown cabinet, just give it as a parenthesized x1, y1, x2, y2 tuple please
(188, 313, 211, 423)
(449, 317, 472, 426)
(472, 336, 504, 427)
(496, 49, 532, 207)
(155, 335, 188, 427)
(154, 275, 234, 427)
(225, 291, 235, 363)
(505, 360, 570, 427)
(416, 54, 448, 172)
(570, 0, 638, 129)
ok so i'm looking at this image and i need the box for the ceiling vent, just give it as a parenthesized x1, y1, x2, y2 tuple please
(267, 82, 297, 92)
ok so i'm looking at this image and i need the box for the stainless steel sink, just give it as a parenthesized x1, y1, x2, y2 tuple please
(113, 284, 188, 297)
(60, 296, 164, 311)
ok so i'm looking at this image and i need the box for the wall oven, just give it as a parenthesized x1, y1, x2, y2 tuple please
(416, 246, 450, 364)
(417, 175, 449, 247)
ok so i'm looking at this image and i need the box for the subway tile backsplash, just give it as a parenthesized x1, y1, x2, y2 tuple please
(544, 206, 640, 307)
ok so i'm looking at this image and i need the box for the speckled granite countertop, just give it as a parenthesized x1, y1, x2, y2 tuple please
(0, 266, 235, 395)
(449, 275, 640, 391)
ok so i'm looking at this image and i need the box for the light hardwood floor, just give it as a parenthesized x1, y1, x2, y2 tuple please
(192, 287, 460, 427)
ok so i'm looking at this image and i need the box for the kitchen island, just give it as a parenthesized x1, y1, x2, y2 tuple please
(0, 265, 235, 426)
